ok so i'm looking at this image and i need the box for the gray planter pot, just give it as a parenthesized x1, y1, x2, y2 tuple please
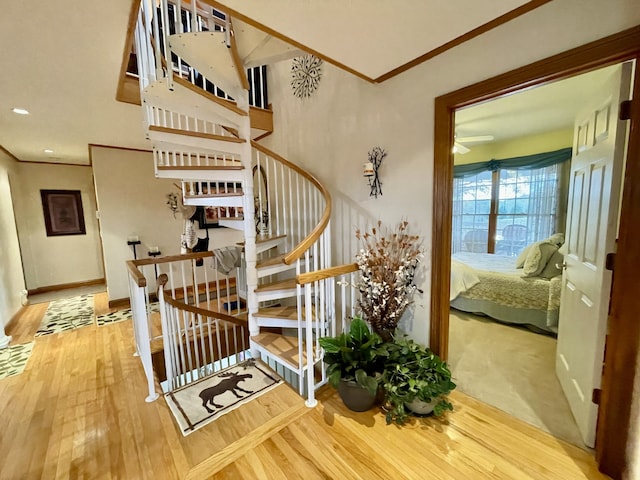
(337, 379, 377, 412)
(405, 397, 438, 416)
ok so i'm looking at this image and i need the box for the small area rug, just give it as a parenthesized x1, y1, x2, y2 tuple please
(165, 359, 282, 436)
(0, 342, 34, 379)
(35, 294, 95, 336)
(95, 302, 159, 327)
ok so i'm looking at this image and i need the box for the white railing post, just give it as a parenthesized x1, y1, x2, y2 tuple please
(304, 280, 317, 407)
(129, 273, 159, 402)
(157, 277, 176, 391)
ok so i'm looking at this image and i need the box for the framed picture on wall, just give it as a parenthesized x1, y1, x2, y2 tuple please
(40, 189, 86, 236)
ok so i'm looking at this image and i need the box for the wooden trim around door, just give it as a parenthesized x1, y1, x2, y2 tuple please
(430, 25, 640, 479)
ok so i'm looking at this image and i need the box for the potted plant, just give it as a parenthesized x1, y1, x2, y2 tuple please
(319, 316, 389, 411)
(382, 337, 456, 424)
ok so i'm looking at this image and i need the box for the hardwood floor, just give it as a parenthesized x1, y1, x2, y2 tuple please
(1, 294, 609, 479)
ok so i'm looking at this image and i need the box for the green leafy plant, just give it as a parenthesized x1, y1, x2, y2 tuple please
(319, 316, 388, 395)
(382, 337, 456, 424)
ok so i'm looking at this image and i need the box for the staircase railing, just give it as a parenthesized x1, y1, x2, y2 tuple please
(126, 251, 247, 400)
(251, 142, 331, 265)
(157, 274, 249, 391)
(136, 0, 268, 109)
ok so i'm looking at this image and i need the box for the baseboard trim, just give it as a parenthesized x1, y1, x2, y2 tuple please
(108, 297, 131, 309)
(5, 304, 28, 330)
(28, 278, 105, 296)
(108, 293, 159, 310)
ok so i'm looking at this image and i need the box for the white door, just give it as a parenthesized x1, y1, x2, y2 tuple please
(556, 62, 632, 447)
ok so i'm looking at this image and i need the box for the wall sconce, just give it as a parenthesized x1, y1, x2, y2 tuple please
(364, 147, 386, 198)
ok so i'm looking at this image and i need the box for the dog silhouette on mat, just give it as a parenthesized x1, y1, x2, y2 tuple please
(199, 371, 253, 413)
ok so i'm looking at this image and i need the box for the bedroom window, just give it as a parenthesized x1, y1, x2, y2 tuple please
(452, 162, 567, 256)
(495, 165, 561, 255)
(452, 171, 492, 253)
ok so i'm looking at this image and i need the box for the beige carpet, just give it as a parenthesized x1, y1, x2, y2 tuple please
(448, 309, 587, 450)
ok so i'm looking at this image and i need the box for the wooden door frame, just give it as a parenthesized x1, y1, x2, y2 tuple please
(429, 25, 640, 478)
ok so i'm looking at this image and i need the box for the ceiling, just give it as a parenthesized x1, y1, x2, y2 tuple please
(0, 0, 556, 166)
(454, 64, 620, 146)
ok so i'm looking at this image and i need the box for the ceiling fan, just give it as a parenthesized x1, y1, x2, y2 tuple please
(453, 135, 494, 154)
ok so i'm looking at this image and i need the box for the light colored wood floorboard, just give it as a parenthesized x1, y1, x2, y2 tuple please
(0, 294, 609, 479)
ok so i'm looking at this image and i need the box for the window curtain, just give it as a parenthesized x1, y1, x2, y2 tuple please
(517, 164, 561, 243)
(452, 147, 572, 254)
(453, 147, 572, 178)
(452, 177, 465, 253)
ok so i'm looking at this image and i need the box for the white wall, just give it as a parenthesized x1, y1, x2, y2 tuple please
(0, 151, 26, 337)
(91, 146, 243, 301)
(261, 0, 640, 345)
(12, 162, 103, 291)
(259, 0, 640, 472)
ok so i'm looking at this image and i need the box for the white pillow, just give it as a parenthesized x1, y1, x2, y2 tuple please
(523, 242, 559, 277)
(539, 250, 564, 279)
(546, 233, 565, 247)
(515, 243, 534, 269)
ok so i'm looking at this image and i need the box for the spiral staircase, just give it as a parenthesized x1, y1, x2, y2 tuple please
(131, 0, 354, 407)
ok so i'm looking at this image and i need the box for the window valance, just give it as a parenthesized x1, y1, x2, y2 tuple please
(453, 147, 572, 179)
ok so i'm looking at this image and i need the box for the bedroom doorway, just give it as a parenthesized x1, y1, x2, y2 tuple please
(446, 65, 626, 450)
(430, 26, 640, 477)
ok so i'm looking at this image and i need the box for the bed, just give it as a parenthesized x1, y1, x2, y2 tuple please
(450, 252, 561, 334)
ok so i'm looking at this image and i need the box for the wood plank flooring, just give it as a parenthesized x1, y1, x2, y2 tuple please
(1, 294, 609, 479)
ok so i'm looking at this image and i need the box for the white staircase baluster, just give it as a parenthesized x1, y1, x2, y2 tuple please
(160, 1, 173, 90)
(304, 278, 317, 407)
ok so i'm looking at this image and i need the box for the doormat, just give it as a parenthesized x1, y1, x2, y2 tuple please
(165, 359, 282, 436)
(0, 342, 34, 380)
(95, 302, 159, 327)
(35, 294, 95, 336)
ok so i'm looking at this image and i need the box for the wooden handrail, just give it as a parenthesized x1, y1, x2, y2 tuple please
(297, 263, 358, 285)
(229, 19, 250, 91)
(162, 288, 248, 328)
(127, 251, 215, 287)
(127, 260, 148, 288)
(250, 141, 332, 265)
(157, 272, 246, 326)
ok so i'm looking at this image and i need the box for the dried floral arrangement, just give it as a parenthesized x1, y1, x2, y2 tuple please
(355, 220, 423, 339)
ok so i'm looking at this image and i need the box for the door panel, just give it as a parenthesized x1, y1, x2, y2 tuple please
(556, 62, 632, 448)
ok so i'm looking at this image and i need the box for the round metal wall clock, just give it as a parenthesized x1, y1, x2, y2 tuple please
(291, 55, 323, 98)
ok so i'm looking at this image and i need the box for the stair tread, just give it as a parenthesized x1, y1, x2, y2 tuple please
(252, 332, 315, 369)
(157, 165, 244, 171)
(238, 233, 287, 246)
(149, 125, 246, 143)
(255, 278, 296, 293)
(172, 75, 247, 117)
(255, 305, 316, 321)
(256, 253, 287, 269)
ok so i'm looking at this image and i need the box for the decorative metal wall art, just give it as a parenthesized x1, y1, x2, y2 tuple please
(291, 55, 323, 98)
(363, 147, 386, 198)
